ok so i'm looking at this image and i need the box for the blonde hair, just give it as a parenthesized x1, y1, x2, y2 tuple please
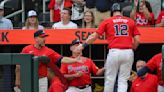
(25, 17, 39, 29)
(82, 10, 95, 28)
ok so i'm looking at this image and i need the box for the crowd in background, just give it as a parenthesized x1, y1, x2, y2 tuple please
(0, 0, 164, 30)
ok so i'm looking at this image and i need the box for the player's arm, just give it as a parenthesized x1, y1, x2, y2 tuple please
(78, 32, 99, 50)
(133, 35, 140, 50)
(137, 66, 150, 77)
(15, 65, 20, 88)
(96, 67, 105, 76)
(63, 71, 83, 80)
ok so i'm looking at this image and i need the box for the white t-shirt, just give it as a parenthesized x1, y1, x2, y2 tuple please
(22, 25, 44, 30)
(52, 21, 78, 29)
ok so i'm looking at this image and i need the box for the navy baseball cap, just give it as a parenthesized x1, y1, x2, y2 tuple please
(34, 30, 49, 38)
(111, 3, 121, 12)
(71, 39, 82, 46)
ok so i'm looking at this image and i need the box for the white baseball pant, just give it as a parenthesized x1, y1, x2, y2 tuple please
(39, 77, 48, 92)
(66, 86, 92, 92)
(158, 85, 164, 92)
(104, 49, 134, 92)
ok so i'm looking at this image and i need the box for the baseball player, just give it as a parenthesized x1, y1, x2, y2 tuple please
(15, 30, 83, 92)
(75, 3, 140, 92)
(60, 39, 105, 92)
(130, 60, 158, 92)
(137, 53, 164, 92)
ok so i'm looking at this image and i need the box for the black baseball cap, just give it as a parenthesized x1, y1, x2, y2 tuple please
(71, 39, 82, 46)
(34, 30, 49, 38)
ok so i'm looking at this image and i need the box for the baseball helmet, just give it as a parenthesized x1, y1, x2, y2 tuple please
(111, 3, 122, 16)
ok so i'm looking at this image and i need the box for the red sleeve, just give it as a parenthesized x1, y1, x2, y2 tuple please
(49, 50, 62, 64)
(89, 59, 98, 75)
(156, 11, 164, 24)
(132, 21, 140, 37)
(49, 82, 64, 92)
(60, 64, 68, 74)
(21, 46, 29, 53)
(48, 0, 55, 9)
(96, 20, 107, 36)
(146, 54, 159, 71)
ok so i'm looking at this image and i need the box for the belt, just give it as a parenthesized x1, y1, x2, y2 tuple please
(76, 84, 91, 89)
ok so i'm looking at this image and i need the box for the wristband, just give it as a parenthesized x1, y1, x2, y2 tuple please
(82, 43, 89, 48)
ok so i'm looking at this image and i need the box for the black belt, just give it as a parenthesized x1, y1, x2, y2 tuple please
(76, 84, 91, 89)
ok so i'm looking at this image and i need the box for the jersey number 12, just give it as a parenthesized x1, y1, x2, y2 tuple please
(114, 24, 128, 36)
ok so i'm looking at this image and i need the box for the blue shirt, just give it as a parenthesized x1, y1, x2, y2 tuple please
(0, 17, 13, 29)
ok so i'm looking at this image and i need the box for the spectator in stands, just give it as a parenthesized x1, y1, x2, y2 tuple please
(81, 10, 95, 28)
(52, 8, 78, 29)
(22, 10, 44, 30)
(0, 4, 13, 29)
(130, 60, 158, 92)
(94, 0, 112, 26)
(48, 0, 62, 23)
(155, 10, 164, 27)
(130, 0, 154, 26)
(71, 0, 85, 27)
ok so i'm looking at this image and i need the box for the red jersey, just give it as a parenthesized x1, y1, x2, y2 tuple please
(21, 45, 62, 77)
(48, 76, 65, 92)
(156, 11, 164, 24)
(130, 74, 158, 92)
(135, 12, 154, 26)
(48, 0, 61, 22)
(60, 56, 98, 87)
(96, 15, 140, 49)
(146, 53, 164, 85)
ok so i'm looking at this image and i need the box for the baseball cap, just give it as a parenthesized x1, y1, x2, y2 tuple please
(28, 10, 37, 17)
(34, 30, 49, 38)
(111, 3, 121, 12)
(71, 39, 82, 46)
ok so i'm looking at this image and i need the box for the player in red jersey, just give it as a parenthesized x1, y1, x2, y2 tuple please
(75, 3, 140, 92)
(130, 60, 158, 92)
(15, 30, 82, 92)
(60, 39, 105, 92)
(156, 10, 164, 27)
(137, 53, 164, 92)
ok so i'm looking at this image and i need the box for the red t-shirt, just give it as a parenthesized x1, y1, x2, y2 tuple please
(146, 53, 164, 85)
(156, 11, 164, 24)
(48, 76, 65, 92)
(60, 56, 98, 87)
(21, 45, 62, 77)
(130, 74, 158, 92)
(135, 12, 155, 26)
(63, 0, 72, 8)
(48, 0, 61, 22)
(96, 15, 140, 49)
